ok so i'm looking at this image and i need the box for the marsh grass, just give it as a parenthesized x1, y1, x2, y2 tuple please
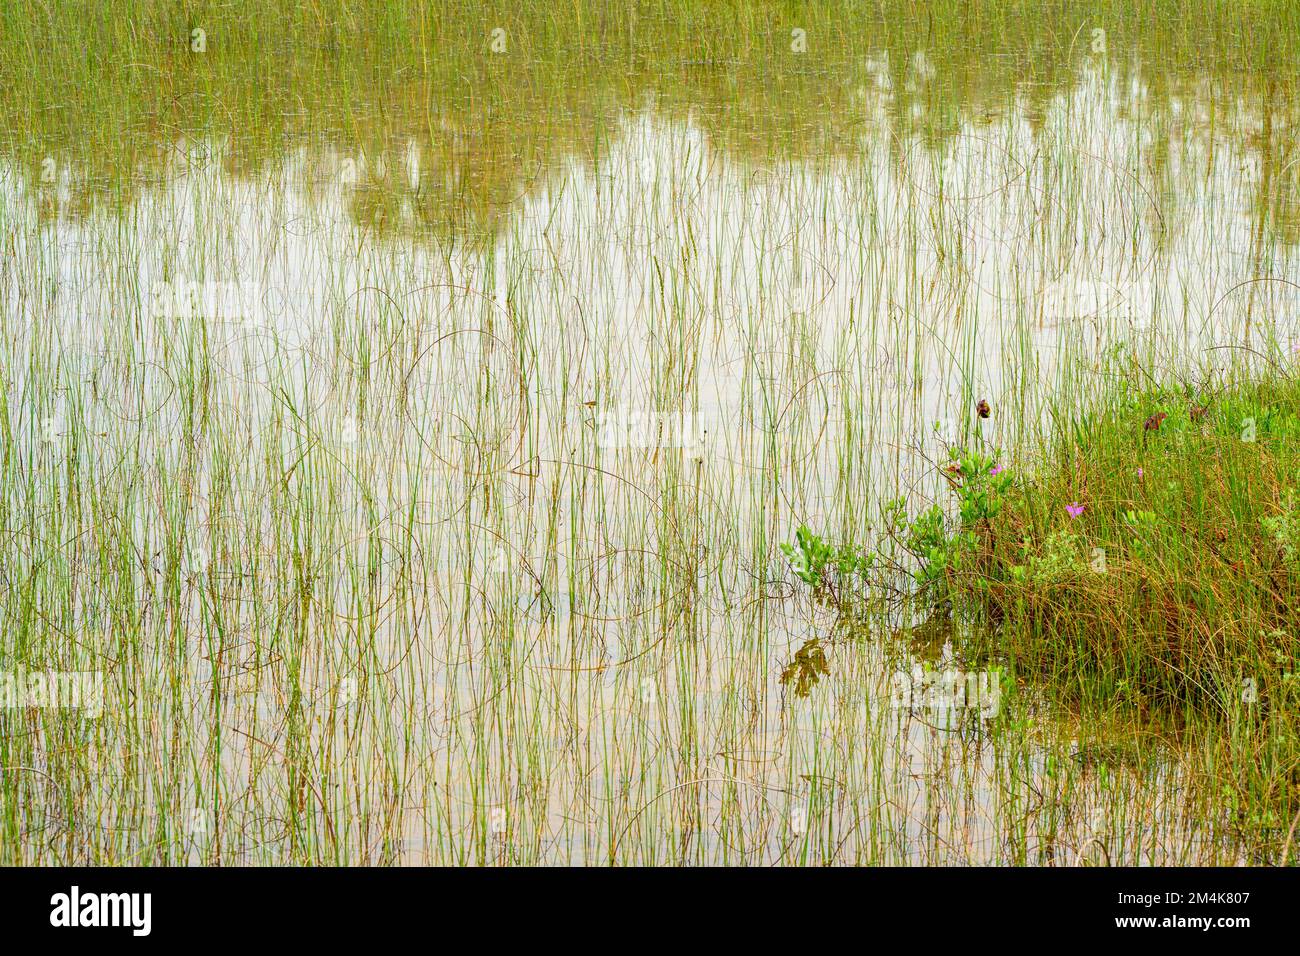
(2, 1, 1299, 866)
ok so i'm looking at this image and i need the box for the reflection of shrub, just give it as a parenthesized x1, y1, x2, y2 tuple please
(779, 639, 830, 699)
(7, 1, 1300, 242)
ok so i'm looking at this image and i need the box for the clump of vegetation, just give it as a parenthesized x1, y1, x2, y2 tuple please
(779, 526, 873, 594)
(785, 372, 1300, 854)
(974, 378, 1300, 705)
(782, 446, 1011, 607)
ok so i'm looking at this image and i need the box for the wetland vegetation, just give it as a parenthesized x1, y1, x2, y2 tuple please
(1, 1, 1299, 865)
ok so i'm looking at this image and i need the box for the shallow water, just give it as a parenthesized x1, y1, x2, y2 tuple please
(2, 10, 1297, 863)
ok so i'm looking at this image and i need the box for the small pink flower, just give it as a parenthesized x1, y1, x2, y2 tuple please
(990, 464, 1005, 476)
(1136, 467, 1144, 478)
(1066, 502, 1085, 519)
